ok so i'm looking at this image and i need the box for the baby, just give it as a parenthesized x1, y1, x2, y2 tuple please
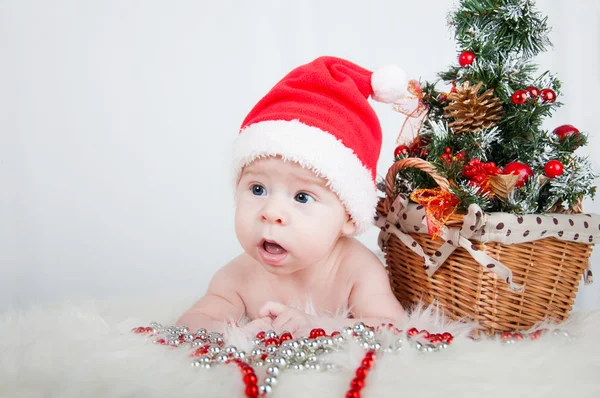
(177, 56, 410, 335)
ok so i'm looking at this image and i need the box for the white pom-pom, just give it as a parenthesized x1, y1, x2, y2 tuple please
(371, 65, 408, 103)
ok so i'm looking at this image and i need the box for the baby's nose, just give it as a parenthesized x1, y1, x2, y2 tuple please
(260, 201, 288, 225)
(261, 210, 286, 225)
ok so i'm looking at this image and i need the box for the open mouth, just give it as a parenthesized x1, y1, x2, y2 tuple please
(258, 239, 288, 265)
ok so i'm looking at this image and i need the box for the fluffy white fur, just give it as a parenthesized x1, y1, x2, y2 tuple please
(2, 295, 600, 398)
(370, 64, 408, 103)
(232, 120, 379, 235)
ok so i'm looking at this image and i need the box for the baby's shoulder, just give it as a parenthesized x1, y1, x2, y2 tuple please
(338, 237, 384, 273)
(212, 252, 259, 285)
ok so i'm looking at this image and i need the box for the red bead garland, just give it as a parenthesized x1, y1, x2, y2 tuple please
(131, 323, 575, 397)
(140, 324, 586, 398)
(345, 350, 376, 398)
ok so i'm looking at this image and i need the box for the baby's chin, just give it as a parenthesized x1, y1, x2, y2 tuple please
(254, 253, 314, 275)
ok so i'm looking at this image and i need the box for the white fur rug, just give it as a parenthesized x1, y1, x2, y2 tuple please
(2, 295, 600, 398)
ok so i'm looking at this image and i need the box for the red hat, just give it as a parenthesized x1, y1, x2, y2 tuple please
(232, 56, 408, 234)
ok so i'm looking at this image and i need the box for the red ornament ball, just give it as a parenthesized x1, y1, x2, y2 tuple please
(511, 90, 528, 105)
(544, 160, 564, 178)
(540, 88, 557, 103)
(394, 145, 409, 157)
(525, 86, 540, 98)
(502, 161, 533, 187)
(552, 124, 580, 140)
(458, 51, 476, 67)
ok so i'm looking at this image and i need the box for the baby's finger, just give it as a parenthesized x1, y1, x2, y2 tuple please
(272, 311, 294, 331)
(279, 317, 301, 335)
(258, 301, 288, 318)
(243, 317, 272, 334)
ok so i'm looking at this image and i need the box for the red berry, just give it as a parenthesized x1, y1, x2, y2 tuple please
(472, 174, 485, 183)
(540, 88, 557, 103)
(502, 162, 533, 187)
(552, 124, 579, 140)
(511, 89, 528, 105)
(394, 145, 410, 158)
(544, 160, 564, 178)
(458, 51, 476, 67)
(525, 86, 540, 98)
(444, 146, 452, 154)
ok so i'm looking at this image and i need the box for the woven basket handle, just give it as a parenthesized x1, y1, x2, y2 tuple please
(383, 158, 451, 213)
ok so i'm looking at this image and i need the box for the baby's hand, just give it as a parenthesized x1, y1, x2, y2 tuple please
(259, 301, 316, 335)
(241, 317, 274, 335)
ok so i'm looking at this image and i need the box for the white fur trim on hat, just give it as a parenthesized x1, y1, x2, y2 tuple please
(232, 120, 378, 235)
(371, 64, 408, 103)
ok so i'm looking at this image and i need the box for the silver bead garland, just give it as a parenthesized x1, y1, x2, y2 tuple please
(133, 322, 572, 397)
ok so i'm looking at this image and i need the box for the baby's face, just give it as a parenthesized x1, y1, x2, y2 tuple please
(235, 157, 356, 275)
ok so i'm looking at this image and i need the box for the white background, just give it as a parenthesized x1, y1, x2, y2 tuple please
(2, 0, 599, 312)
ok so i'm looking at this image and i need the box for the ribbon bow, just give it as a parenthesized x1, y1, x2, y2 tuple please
(392, 79, 429, 145)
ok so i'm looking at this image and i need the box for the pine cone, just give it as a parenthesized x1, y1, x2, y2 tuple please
(444, 82, 503, 134)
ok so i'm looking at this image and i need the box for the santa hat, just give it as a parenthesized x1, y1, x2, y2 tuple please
(232, 56, 408, 234)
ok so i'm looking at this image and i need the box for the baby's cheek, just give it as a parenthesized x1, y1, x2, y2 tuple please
(234, 212, 253, 248)
(295, 220, 339, 257)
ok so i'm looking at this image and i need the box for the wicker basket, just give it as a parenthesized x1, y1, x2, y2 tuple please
(377, 158, 595, 335)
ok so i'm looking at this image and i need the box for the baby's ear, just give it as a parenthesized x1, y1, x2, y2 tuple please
(341, 214, 357, 236)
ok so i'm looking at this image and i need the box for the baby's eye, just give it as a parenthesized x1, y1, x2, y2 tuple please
(294, 192, 314, 204)
(251, 184, 266, 196)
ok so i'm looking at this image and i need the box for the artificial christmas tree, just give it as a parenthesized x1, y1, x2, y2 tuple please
(377, 0, 598, 334)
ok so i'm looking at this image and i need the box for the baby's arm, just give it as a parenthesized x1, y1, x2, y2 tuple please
(176, 266, 246, 333)
(346, 247, 405, 326)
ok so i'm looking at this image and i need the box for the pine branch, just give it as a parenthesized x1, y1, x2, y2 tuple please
(450, 0, 552, 58)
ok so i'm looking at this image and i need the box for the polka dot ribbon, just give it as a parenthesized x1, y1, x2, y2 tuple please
(377, 197, 598, 290)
